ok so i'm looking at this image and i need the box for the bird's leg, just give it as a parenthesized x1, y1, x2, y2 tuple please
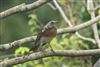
(38, 43, 45, 52)
(48, 43, 55, 53)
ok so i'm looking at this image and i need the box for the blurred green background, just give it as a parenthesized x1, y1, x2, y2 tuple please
(0, 0, 100, 67)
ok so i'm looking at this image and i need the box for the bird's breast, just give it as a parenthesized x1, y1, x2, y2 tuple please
(40, 36, 52, 43)
(42, 28, 57, 37)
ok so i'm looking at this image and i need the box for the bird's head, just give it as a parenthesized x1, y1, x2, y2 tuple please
(47, 20, 57, 28)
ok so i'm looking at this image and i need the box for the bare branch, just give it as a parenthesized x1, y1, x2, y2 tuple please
(47, 3, 57, 10)
(53, 0, 96, 44)
(75, 32, 96, 44)
(0, 15, 100, 50)
(95, 5, 100, 10)
(53, 0, 72, 26)
(0, 0, 51, 19)
(0, 36, 36, 51)
(57, 15, 100, 34)
(0, 49, 100, 66)
(87, 0, 100, 48)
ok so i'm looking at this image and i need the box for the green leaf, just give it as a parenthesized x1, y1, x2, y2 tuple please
(15, 47, 29, 56)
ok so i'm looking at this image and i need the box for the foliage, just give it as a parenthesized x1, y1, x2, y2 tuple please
(15, 47, 29, 56)
(13, 18, 90, 67)
(0, 0, 100, 67)
(28, 14, 40, 35)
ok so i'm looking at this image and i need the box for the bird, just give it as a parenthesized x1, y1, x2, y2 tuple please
(30, 20, 57, 51)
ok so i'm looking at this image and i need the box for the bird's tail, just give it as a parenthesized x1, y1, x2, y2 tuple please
(30, 45, 38, 51)
(30, 42, 40, 51)
(30, 43, 45, 65)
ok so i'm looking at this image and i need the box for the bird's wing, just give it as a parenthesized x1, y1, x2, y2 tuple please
(30, 21, 54, 51)
(30, 28, 43, 51)
(34, 30, 42, 45)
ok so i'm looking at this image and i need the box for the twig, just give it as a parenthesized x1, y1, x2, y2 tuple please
(0, 49, 100, 66)
(0, 0, 51, 19)
(95, 5, 100, 10)
(0, 36, 36, 51)
(47, 3, 57, 10)
(87, 0, 100, 48)
(53, 0, 96, 44)
(53, 0, 72, 26)
(75, 32, 96, 44)
(0, 15, 100, 51)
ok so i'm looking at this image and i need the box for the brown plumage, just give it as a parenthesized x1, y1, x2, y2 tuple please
(30, 20, 57, 51)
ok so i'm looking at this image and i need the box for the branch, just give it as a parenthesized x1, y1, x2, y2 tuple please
(53, 0, 97, 44)
(58, 15, 100, 33)
(87, 0, 100, 48)
(53, 0, 72, 26)
(0, 0, 51, 19)
(0, 49, 100, 66)
(95, 5, 100, 10)
(0, 15, 100, 50)
(75, 32, 96, 44)
(47, 3, 57, 10)
(0, 36, 36, 51)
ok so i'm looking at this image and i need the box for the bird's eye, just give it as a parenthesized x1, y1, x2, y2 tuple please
(51, 21, 56, 24)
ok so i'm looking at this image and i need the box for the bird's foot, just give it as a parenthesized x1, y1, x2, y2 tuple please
(50, 49, 55, 53)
